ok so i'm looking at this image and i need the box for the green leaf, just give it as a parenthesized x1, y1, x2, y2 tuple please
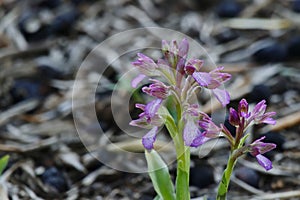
(159, 106, 178, 138)
(0, 155, 9, 175)
(238, 133, 250, 148)
(153, 195, 162, 200)
(145, 150, 175, 200)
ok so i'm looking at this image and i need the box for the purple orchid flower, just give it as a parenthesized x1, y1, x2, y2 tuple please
(183, 110, 222, 148)
(142, 79, 170, 99)
(249, 136, 277, 171)
(251, 100, 276, 125)
(192, 67, 231, 107)
(130, 99, 165, 150)
(131, 53, 160, 88)
(228, 99, 276, 129)
(129, 99, 164, 129)
(130, 38, 233, 150)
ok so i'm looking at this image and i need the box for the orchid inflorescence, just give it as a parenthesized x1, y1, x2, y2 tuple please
(129, 38, 277, 200)
(130, 39, 231, 149)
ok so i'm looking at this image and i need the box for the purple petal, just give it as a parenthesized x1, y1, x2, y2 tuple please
(184, 65, 196, 75)
(210, 67, 231, 83)
(142, 80, 169, 99)
(261, 117, 276, 125)
(131, 74, 146, 88)
(252, 100, 266, 116)
(185, 59, 204, 75)
(132, 53, 158, 76)
(252, 136, 266, 143)
(135, 103, 145, 110)
(129, 118, 153, 129)
(178, 38, 189, 58)
(256, 154, 273, 171)
(259, 111, 276, 124)
(145, 99, 163, 119)
(190, 133, 210, 147)
(192, 72, 212, 87)
(251, 136, 277, 155)
(229, 108, 239, 126)
(183, 120, 199, 146)
(212, 88, 230, 107)
(142, 126, 158, 150)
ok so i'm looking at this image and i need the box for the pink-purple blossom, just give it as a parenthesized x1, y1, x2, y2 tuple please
(249, 136, 277, 170)
(228, 99, 276, 129)
(129, 99, 164, 130)
(251, 100, 276, 125)
(142, 80, 170, 99)
(192, 67, 231, 107)
(183, 112, 221, 148)
(130, 38, 233, 150)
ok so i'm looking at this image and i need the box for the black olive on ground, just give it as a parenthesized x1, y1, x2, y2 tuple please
(42, 167, 69, 192)
(235, 167, 260, 188)
(37, 0, 61, 9)
(252, 43, 288, 63)
(18, 11, 50, 41)
(190, 163, 215, 189)
(292, 0, 300, 13)
(248, 84, 271, 104)
(216, 0, 243, 18)
(49, 9, 80, 35)
(260, 132, 285, 152)
(287, 36, 300, 58)
(214, 28, 239, 44)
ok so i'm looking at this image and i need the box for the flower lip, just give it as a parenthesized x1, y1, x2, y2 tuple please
(142, 126, 159, 150)
(255, 154, 273, 171)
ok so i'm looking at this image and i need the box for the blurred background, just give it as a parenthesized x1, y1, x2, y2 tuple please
(0, 0, 300, 199)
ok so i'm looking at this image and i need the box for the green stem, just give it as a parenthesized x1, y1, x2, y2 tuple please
(174, 136, 190, 200)
(165, 96, 191, 200)
(216, 154, 237, 200)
